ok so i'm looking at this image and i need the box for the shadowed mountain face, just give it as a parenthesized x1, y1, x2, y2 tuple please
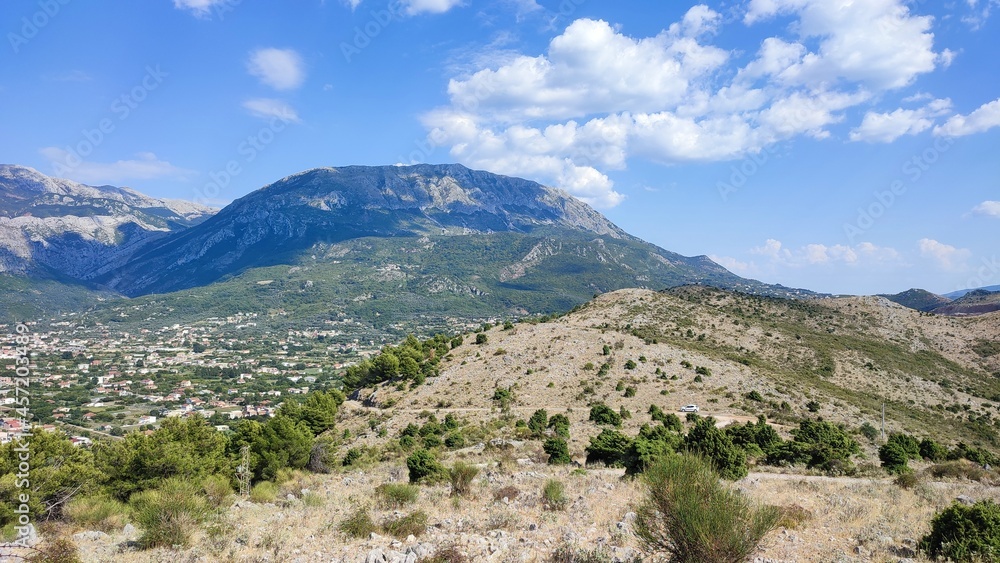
(879, 288, 952, 312)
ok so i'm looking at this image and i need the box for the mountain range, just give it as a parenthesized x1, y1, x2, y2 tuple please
(880, 287, 1000, 317)
(0, 164, 815, 331)
(1, 164, 996, 333)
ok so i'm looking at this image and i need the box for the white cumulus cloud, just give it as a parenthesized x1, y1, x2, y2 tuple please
(934, 98, 1000, 137)
(918, 238, 971, 271)
(247, 48, 306, 91)
(972, 201, 1000, 218)
(850, 99, 952, 143)
(420, 1, 948, 208)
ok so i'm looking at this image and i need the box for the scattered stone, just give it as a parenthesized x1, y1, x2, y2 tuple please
(956, 495, 975, 505)
(72, 531, 108, 542)
(122, 524, 137, 537)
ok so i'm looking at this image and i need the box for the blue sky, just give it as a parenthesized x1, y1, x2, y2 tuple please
(1, 0, 998, 296)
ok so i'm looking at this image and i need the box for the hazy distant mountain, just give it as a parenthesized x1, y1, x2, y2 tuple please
(879, 288, 951, 312)
(931, 289, 1000, 317)
(944, 285, 1000, 300)
(0, 165, 216, 280)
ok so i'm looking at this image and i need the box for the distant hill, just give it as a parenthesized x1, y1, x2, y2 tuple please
(1, 164, 818, 329)
(944, 285, 1000, 299)
(878, 288, 951, 312)
(0, 164, 216, 279)
(931, 289, 1000, 316)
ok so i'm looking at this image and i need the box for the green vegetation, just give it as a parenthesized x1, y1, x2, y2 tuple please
(921, 500, 1000, 562)
(542, 479, 568, 511)
(374, 483, 420, 509)
(634, 453, 781, 563)
(406, 449, 447, 484)
(543, 438, 572, 465)
(449, 462, 480, 497)
(588, 403, 622, 427)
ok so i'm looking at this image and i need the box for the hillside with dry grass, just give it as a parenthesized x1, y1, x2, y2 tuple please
(32, 286, 1000, 562)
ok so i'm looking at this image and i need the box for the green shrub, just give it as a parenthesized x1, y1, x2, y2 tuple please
(746, 390, 763, 402)
(894, 471, 919, 490)
(249, 481, 278, 503)
(624, 386, 637, 398)
(542, 479, 568, 511)
(921, 499, 1000, 562)
(879, 441, 911, 474)
(859, 422, 879, 442)
(919, 438, 948, 462)
(548, 414, 570, 438)
(543, 437, 572, 465)
(634, 454, 781, 563)
(449, 462, 480, 497)
(375, 483, 420, 508)
(202, 474, 233, 507)
(129, 477, 210, 549)
(476, 333, 488, 345)
(339, 506, 377, 538)
(382, 510, 429, 538)
(684, 418, 747, 480)
(589, 403, 622, 427)
(406, 449, 446, 484)
(624, 360, 637, 370)
(64, 494, 129, 532)
(528, 409, 549, 435)
(805, 400, 821, 412)
(625, 424, 681, 475)
(928, 460, 987, 481)
(767, 419, 858, 474)
(585, 429, 632, 467)
(444, 433, 466, 449)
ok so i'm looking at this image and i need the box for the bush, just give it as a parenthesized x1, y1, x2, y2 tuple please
(805, 400, 821, 413)
(919, 438, 948, 462)
(339, 506, 377, 538)
(921, 499, 1000, 562)
(249, 481, 278, 503)
(129, 477, 210, 549)
(624, 386, 637, 398)
(634, 454, 781, 563)
(449, 462, 480, 497)
(684, 418, 747, 480)
(25, 537, 81, 563)
(542, 479, 568, 511)
(444, 433, 466, 449)
(528, 409, 549, 435)
(767, 419, 858, 473)
(375, 483, 420, 508)
(202, 474, 233, 507)
(585, 429, 632, 467)
(746, 390, 763, 402)
(548, 414, 570, 438)
(859, 422, 879, 442)
(476, 333, 488, 345)
(589, 403, 622, 427)
(64, 494, 129, 533)
(928, 460, 987, 482)
(406, 449, 446, 484)
(543, 437, 572, 465)
(626, 424, 682, 475)
(879, 441, 912, 474)
(894, 471, 919, 490)
(382, 510, 428, 538)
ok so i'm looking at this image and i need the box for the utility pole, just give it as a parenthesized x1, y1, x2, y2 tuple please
(881, 402, 885, 441)
(236, 445, 251, 498)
